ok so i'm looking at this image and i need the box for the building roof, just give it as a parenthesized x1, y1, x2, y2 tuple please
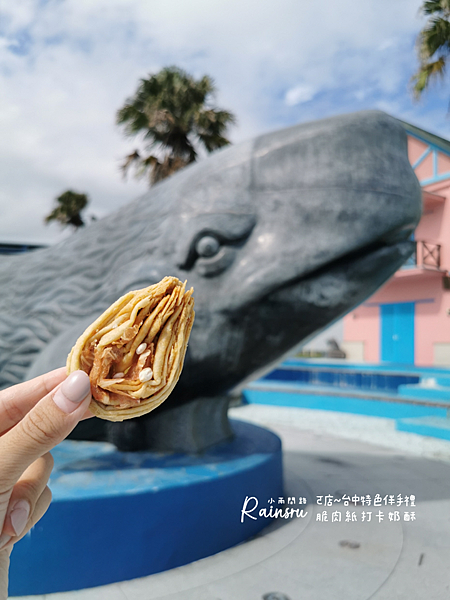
(399, 119, 450, 156)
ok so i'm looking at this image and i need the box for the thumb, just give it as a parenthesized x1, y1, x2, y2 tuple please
(0, 371, 91, 493)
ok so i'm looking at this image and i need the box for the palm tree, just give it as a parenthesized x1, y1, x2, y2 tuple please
(45, 190, 89, 229)
(116, 66, 236, 185)
(412, 1, 450, 98)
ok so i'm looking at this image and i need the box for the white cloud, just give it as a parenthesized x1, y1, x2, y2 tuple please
(0, 0, 436, 244)
(378, 38, 398, 52)
(285, 84, 317, 106)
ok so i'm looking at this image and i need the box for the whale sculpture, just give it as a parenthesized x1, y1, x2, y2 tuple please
(0, 110, 422, 451)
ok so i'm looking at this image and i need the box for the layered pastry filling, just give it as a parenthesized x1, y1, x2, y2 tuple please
(67, 277, 194, 420)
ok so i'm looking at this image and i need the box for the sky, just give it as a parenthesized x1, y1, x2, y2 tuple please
(1, 0, 449, 244)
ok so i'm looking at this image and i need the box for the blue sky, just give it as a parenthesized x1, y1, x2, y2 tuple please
(0, 0, 449, 243)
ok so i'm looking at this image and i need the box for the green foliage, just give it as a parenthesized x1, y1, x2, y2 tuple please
(412, 1, 450, 98)
(116, 66, 236, 184)
(422, 0, 450, 16)
(45, 190, 89, 229)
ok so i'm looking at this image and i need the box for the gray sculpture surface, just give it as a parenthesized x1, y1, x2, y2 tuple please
(0, 110, 422, 450)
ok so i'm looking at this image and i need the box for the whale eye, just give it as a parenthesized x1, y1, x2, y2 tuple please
(195, 235, 221, 258)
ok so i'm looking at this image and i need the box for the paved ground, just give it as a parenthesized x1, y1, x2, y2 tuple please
(13, 405, 450, 600)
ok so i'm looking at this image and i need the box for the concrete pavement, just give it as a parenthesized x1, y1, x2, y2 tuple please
(13, 405, 450, 600)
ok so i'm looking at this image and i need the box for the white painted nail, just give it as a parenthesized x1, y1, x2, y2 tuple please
(53, 371, 91, 414)
(10, 500, 30, 537)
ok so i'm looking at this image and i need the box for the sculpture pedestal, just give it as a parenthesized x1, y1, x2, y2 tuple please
(9, 420, 283, 596)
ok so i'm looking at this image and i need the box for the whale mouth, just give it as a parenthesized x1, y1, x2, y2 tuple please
(317, 232, 415, 278)
(267, 224, 416, 302)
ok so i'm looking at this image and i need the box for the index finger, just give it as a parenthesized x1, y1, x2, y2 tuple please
(0, 368, 67, 435)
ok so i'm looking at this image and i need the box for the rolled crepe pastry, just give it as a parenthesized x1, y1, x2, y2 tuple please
(67, 277, 195, 421)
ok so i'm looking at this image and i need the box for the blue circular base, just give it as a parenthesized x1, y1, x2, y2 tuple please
(9, 420, 283, 596)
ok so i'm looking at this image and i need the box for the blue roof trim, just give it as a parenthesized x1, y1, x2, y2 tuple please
(412, 146, 431, 169)
(410, 137, 450, 158)
(404, 127, 450, 158)
(408, 133, 450, 183)
(420, 172, 450, 185)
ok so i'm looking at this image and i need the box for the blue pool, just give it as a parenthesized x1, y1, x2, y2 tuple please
(244, 359, 450, 442)
(263, 363, 420, 393)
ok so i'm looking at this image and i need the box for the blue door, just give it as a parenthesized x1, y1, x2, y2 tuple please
(380, 302, 415, 364)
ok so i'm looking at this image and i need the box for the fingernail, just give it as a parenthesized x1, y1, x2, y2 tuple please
(10, 500, 30, 537)
(0, 534, 11, 550)
(53, 371, 91, 414)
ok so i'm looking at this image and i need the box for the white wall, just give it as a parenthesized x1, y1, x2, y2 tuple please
(301, 319, 344, 353)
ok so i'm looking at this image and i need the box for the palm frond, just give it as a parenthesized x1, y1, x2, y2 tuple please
(422, 0, 450, 15)
(419, 16, 450, 58)
(116, 105, 149, 137)
(120, 150, 141, 177)
(412, 2, 450, 100)
(194, 108, 236, 151)
(116, 66, 236, 184)
(412, 55, 446, 96)
(150, 155, 190, 184)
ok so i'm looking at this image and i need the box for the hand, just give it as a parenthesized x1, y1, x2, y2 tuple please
(0, 368, 92, 599)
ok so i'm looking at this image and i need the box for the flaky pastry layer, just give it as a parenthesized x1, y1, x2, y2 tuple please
(66, 277, 195, 421)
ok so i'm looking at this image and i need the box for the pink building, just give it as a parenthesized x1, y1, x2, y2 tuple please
(343, 121, 450, 366)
